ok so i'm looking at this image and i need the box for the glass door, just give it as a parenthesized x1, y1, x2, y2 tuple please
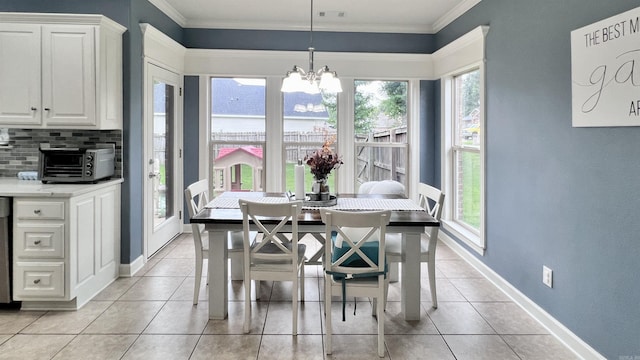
(146, 63, 182, 257)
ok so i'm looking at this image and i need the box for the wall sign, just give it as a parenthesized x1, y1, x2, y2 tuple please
(571, 6, 640, 127)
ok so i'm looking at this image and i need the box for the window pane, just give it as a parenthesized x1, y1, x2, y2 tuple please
(354, 80, 407, 141)
(211, 77, 265, 195)
(452, 69, 481, 232)
(354, 80, 408, 190)
(283, 90, 337, 193)
(454, 70, 481, 146)
(454, 149, 481, 229)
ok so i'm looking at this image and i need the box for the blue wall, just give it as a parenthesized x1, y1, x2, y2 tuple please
(183, 28, 435, 53)
(437, 1, 640, 358)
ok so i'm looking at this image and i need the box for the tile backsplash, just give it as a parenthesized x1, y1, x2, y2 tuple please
(0, 129, 122, 178)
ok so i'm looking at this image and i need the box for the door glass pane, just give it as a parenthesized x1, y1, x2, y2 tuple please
(283, 90, 337, 193)
(354, 80, 408, 191)
(211, 78, 265, 196)
(153, 81, 174, 227)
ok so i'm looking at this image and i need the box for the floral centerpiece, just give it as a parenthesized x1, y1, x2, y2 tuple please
(304, 138, 342, 199)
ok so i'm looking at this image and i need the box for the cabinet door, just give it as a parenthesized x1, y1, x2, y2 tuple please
(0, 24, 41, 125)
(42, 25, 96, 127)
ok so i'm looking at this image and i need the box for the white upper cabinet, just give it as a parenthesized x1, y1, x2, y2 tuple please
(0, 13, 125, 129)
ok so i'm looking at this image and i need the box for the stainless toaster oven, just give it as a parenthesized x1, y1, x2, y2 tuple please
(38, 144, 115, 184)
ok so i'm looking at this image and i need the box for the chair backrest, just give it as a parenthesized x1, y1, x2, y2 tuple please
(417, 182, 445, 221)
(359, 180, 406, 196)
(321, 209, 391, 277)
(417, 183, 445, 254)
(239, 199, 303, 269)
(185, 179, 209, 248)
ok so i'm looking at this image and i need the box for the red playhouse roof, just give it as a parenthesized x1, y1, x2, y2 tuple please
(216, 146, 263, 160)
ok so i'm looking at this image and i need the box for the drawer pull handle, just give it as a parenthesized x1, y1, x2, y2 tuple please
(34, 240, 41, 245)
(33, 209, 41, 215)
(33, 279, 41, 284)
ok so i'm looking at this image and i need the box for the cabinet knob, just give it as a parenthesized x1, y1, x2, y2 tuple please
(44, 108, 51, 111)
(31, 107, 37, 111)
(33, 279, 41, 284)
(33, 209, 41, 215)
(34, 240, 41, 245)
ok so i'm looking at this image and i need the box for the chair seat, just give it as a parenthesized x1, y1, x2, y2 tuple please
(251, 243, 306, 265)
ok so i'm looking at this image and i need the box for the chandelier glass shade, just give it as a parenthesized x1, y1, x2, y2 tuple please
(281, 0, 342, 94)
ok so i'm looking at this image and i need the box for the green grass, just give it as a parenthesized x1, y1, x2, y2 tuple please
(237, 163, 335, 193)
(461, 152, 481, 228)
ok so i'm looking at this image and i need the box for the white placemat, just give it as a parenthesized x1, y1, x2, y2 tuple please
(331, 198, 423, 211)
(206, 195, 423, 211)
(205, 196, 289, 209)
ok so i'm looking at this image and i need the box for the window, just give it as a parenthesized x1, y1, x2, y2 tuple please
(283, 90, 338, 193)
(353, 80, 408, 194)
(210, 77, 266, 196)
(452, 70, 481, 231)
(442, 66, 485, 252)
(436, 26, 488, 254)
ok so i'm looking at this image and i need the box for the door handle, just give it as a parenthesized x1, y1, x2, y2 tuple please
(148, 172, 159, 178)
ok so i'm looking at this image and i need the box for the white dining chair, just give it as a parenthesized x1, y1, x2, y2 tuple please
(321, 209, 391, 358)
(385, 182, 445, 308)
(240, 199, 306, 334)
(185, 180, 250, 305)
(358, 179, 405, 282)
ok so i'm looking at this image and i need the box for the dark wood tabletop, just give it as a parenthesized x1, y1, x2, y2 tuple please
(191, 192, 439, 227)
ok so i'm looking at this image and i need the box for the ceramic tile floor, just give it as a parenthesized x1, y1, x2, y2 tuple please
(0, 233, 581, 360)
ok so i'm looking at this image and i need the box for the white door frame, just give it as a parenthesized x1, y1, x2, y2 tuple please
(140, 24, 186, 260)
(143, 62, 183, 259)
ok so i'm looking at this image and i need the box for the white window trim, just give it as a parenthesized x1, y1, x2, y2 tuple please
(187, 50, 428, 199)
(435, 26, 489, 255)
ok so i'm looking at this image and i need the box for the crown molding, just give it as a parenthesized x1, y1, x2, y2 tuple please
(0, 12, 126, 33)
(147, 0, 187, 27)
(432, 0, 482, 32)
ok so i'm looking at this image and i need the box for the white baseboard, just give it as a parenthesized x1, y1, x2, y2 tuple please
(118, 255, 145, 277)
(439, 232, 605, 360)
(183, 224, 192, 233)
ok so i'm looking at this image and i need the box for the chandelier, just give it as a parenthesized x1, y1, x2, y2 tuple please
(281, 0, 342, 94)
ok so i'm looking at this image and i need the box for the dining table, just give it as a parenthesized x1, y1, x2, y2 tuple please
(190, 191, 440, 321)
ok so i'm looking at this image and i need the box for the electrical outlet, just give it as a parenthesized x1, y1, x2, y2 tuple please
(543, 266, 553, 288)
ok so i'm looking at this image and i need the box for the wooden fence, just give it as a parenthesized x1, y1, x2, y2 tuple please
(211, 126, 407, 187)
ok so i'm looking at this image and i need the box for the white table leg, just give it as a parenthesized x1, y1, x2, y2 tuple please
(209, 230, 228, 319)
(401, 231, 421, 320)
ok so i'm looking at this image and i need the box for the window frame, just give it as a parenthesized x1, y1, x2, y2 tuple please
(436, 26, 489, 254)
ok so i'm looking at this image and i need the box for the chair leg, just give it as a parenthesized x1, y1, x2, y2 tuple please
(193, 254, 203, 305)
(299, 264, 305, 302)
(388, 262, 399, 282)
(428, 260, 438, 309)
(325, 275, 332, 355)
(230, 254, 243, 280)
(244, 273, 251, 333)
(377, 278, 385, 358)
(292, 276, 298, 336)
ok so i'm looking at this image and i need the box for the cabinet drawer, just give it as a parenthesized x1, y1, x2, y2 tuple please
(15, 201, 65, 220)
(14, 223, 64, 259)
(13, 262, 65, 299)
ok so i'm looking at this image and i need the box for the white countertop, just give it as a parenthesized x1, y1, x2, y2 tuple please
(0, 178, 123, 197)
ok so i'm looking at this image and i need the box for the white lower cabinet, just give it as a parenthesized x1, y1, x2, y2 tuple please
(12, 183, 120, 310)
